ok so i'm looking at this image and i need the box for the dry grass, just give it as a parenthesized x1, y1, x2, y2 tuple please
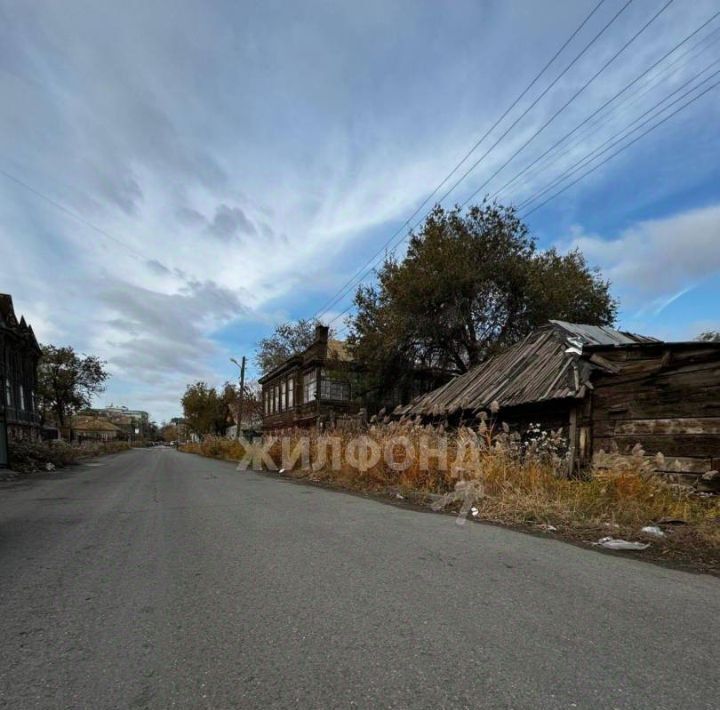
(181, 426, 720, 558)
(9, 439, 132, 473)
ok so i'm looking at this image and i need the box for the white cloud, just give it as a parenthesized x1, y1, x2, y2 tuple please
(560, 203, 720, 308)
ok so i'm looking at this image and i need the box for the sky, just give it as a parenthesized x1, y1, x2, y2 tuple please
(1, 0, 720, 423)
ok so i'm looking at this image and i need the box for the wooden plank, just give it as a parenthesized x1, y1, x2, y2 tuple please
(593, 360, 720, 390)
(592, 453, 712, 474)
(593, 434, 720, 459)
(592, 383, 720, 420)
(595, 418, 720, 437)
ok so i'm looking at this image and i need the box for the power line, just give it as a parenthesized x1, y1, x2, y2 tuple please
(330, 70, 720, 334)
(0, 167, 241, 307)
(494, 23, 720, 202)
(0, 167, 149, 263)
(521, 77, 720, 217)
(310, 0, 617, 322)
(488, 8, 720, 204)
(329, 4, 718, 331)
(325, 0, 657, 328)
(517, 60, 720, 212)
(457, 0, 676, 210)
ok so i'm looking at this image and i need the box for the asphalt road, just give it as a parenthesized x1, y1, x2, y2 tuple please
(0, 448, 718, 709)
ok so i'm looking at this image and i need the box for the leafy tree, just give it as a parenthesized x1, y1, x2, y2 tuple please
(255, 319, 320, 375)
(181, 382, 226, 437)
(160, 422, 179, 442)
(348, 202, 617, 389)
(37, 345, 109, 426)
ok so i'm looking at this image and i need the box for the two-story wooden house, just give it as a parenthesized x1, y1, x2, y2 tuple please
(259, 325, 363, 431)
(1, 294, 42, 466)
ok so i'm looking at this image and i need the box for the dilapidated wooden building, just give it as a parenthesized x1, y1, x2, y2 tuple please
(396, 321, 720, 480)
(259, 325, 362, 431)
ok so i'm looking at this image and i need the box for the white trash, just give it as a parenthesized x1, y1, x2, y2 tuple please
(539, 523, 558, 532)
(641, 525, 665, 537)
(595, 536, 649, 551)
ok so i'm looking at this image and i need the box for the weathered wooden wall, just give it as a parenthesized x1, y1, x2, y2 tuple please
(590, 344, 720, 477)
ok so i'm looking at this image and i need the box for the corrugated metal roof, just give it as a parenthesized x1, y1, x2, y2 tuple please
(549, 320, 658, 346)
(396, 321, 655, 417)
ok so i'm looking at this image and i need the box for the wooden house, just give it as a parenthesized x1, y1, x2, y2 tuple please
(259, 325, 362, 431)
(0, 294, 41, 466)
(396, 321, 720, 481)
(70, 415, 124, 442)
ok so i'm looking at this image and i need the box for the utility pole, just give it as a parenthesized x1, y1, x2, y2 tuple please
(230, 356, 246, 440)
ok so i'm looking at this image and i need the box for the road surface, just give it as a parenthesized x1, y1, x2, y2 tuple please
(0, 447, 718, 709)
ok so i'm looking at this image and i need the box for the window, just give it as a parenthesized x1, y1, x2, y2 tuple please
(280, 380, 286, 412)
(273, 385, 278, 413)
(320, 368, 351, 401)
(4, 378, 11, 407)
(19, 386, 25, 411)
(264, 389, 269, 415)
(303, 369, 317, 402)
(287, 376, 294, 409)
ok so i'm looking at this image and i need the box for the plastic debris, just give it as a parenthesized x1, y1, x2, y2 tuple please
(641, 525, 665, 537)
(594, 536, 649, 551)
(539, 523, 558, 532)
(395, 493, 405, 500)
(470, 506, 479, 517)
(278, 468, 286, 474)
(45, 462, 56, 472)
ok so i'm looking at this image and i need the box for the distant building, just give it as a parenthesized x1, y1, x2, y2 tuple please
(70, 415, 123, 442)
(0, 294, 41, 466)
(83, 404, 149, 438)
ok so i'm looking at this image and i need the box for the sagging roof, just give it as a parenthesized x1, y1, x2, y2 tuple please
(395, 321, 655, 417)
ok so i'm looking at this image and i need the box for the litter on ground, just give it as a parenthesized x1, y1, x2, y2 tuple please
(641, 525, 665, 537)
(594, 536, 650, 551)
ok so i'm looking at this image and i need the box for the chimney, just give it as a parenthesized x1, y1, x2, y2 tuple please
(314, 324, 329, 344)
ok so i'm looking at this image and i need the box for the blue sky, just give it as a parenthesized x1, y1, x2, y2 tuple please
(1, 0, 720, 422)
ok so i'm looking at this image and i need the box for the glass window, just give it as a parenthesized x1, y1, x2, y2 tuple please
(287, 376, 294, 409)
(303, 369, 317, 403)
(319, 368, 351, 401)
(19, 386, 25, 411)
(5, 378, 11, 407)
(280, 380, 286, 412)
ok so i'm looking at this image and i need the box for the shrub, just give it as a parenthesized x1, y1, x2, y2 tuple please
(8, 438, 131, 473)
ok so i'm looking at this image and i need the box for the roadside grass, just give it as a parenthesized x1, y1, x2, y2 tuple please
(181, 426, 720, 567)
(8, 439, 132, 473)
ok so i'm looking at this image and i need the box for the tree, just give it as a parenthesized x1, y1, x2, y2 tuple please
(37, 345, 109, 426)
(181, 382, 226, 437)
(348, 202, 617, 389)
(160, 422, 179, 442)
(255, 319, 320, 375)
